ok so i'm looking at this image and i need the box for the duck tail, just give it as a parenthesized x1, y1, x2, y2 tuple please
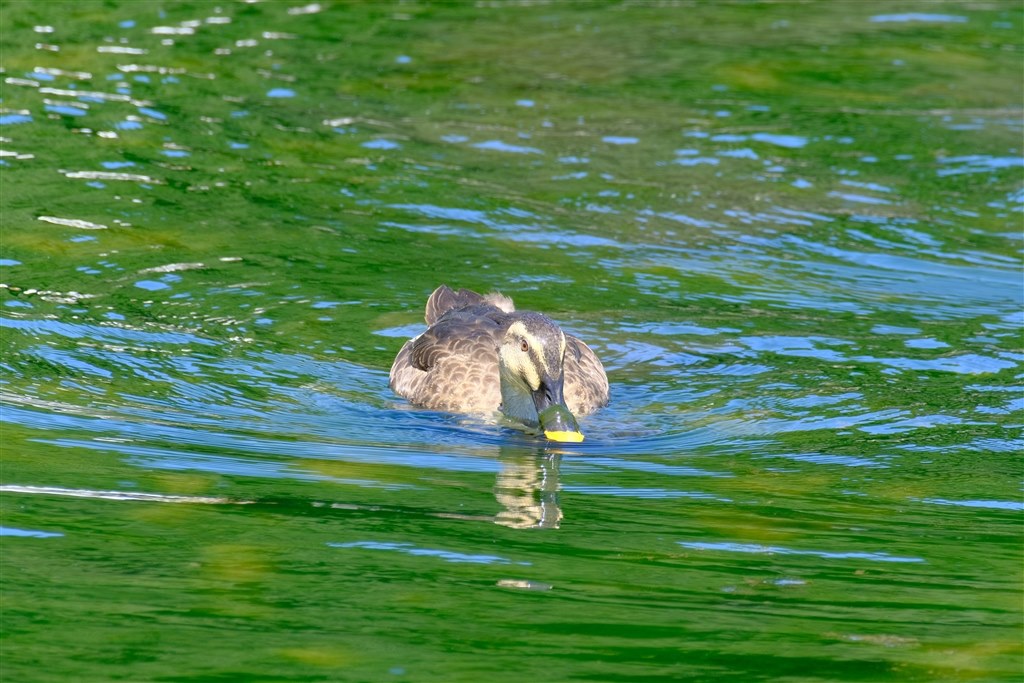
(424, 285, 515, 324)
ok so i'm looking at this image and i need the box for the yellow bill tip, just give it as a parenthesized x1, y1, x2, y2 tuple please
(544, 430, 584, 443)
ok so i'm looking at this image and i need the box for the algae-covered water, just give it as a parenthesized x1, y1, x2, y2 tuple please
(1, 2, 1022, 681)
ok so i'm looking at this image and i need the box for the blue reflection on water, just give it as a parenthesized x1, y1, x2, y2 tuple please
(904, 338, 949, 349)
(362, 139, 400, 150)
(938, 155, 1024, 176)
(137, 107, 167, 120)
(870, 13, 967, 23)
(750, 132, 808, 148)
(135, 280, 171, 291)
(473, 140, 543, 154)
(674, 157, 719, 166)
(603, 136, 638, 145)
(330, 541, 529, 565)
(829, 192, 892, 205)
(917, 498, 1024, 511)
(840, 179, 893, 193)
(679, 541, 926, 563)
(763, 452, 888, 468)
(718, 148, 758, 159)
(0, 317, 219, 346)
(0, 526, 63, 538)
(44, 104, 87, 116)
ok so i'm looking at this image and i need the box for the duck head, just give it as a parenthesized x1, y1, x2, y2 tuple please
(497, 313, 584, 443)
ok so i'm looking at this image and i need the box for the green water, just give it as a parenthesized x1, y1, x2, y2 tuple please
(1, 1, 1022, 681)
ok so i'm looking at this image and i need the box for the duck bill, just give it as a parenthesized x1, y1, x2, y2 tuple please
(533, 377, 584, 443)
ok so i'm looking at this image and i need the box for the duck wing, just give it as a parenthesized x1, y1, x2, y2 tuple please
(390, 305, 506, 413)
(563, 335, 610, 416)
(425, 285, 474, 325)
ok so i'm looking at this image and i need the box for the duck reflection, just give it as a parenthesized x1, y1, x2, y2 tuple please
(493, 448, 562, 529)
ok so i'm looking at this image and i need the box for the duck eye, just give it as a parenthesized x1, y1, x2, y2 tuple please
(520, 340, 529, 353)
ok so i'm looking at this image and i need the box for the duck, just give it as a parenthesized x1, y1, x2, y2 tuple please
(389, 285, 609, 442)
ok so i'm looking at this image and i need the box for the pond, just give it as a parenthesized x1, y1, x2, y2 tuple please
(1, 1, 1022, 681)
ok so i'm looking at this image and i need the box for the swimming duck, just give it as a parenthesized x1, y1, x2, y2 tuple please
(389, 285, 609, 442)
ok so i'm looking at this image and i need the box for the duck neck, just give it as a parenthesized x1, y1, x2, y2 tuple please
(499, 368, 539, 427)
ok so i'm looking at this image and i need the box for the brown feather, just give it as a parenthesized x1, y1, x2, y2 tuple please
(563, 336, 609, 415)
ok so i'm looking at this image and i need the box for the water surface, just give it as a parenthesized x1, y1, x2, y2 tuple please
(1, 2, 1022, 681)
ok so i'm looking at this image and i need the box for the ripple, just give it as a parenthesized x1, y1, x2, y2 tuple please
(602, 136, 638, 145)
(97, 46, 148, 55)
(903, 338, 949, 349)
(373, 323, 426, 339)
(858, 414, 972, 435)
(828, 191, 892, 205)
(718, 148, 758, 159)
(287, 3, 323, 15)
(497, 579, 552, 590)
(872, 325, 921, 335)
(562, 486, 728, 500)
(134, 279, 171, 291)
(390, 203, 491, 224)
(0, 113, 33, 125)
(840, 179, 893, 193)
(864, 354, 1017, 375)
(44, 104, 88, 116)
(679, 541, 926, 563)
(916, 498, 1024, 511)
(152, 26, 195, 36)
(763, 452, 888, 468)
(472, 140, 543, 154)
(0, 317, 219, 346)
(330, 541, 529, 565)
(137, 106, 167, 120)
(0, 526, 63, 538)
(139, 262, 205, 274)
(0, 485, 248, 504)
(362, 139, 400, 150)
(570, 456, 732, 478)
(673, 156, 718, 166)
(63, 170, 161, 183)
(870, 13, 967, 23)
(37, 216, 107, 229)
(938, 155, 1024, 176)
(750, 132, 808, 148)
